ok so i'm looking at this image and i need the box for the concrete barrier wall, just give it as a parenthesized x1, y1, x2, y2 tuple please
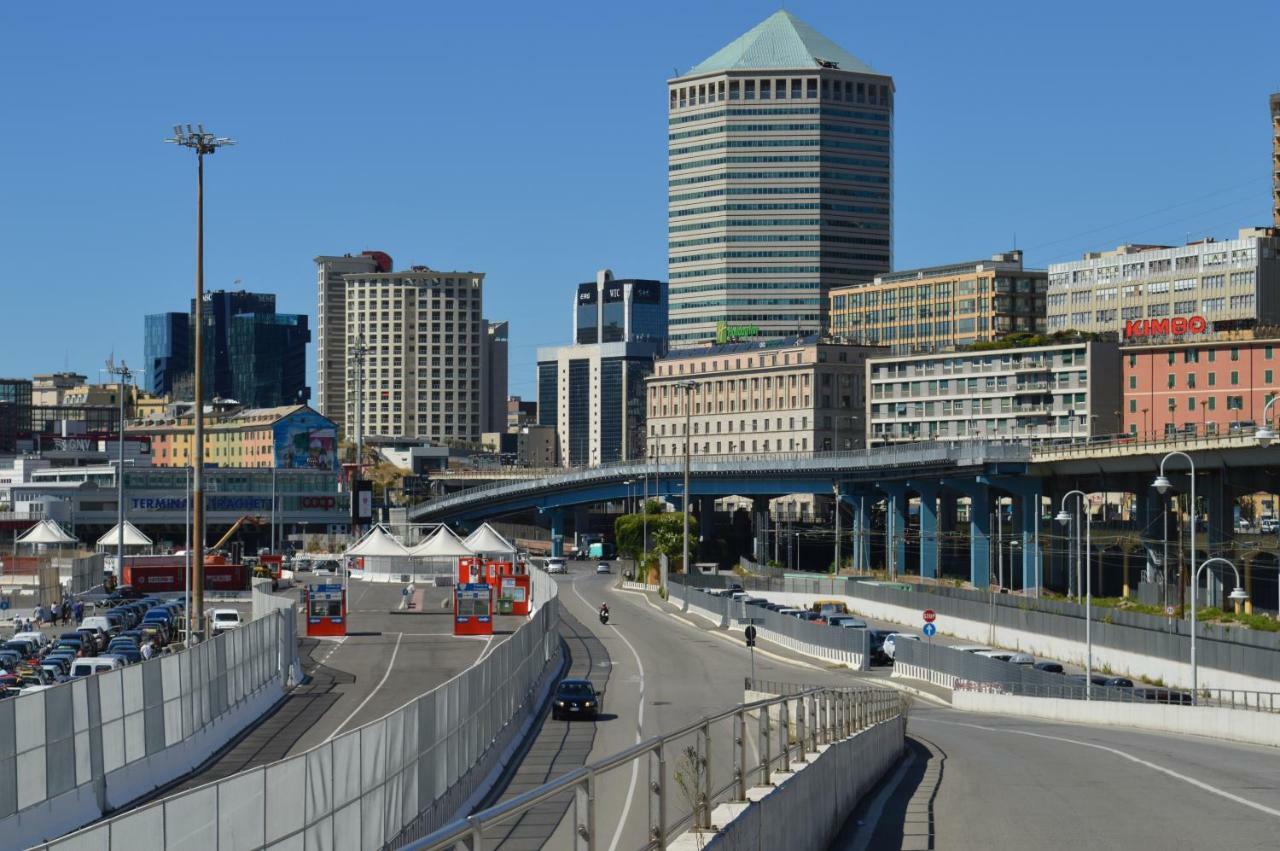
(953, 690, 1280, 750)
(4, 601, 296, 849)
(705, 716, 905, 851)
(755, 587, 1279, 693)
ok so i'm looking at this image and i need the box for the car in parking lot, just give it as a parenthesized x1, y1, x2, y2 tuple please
(882, 633, 919, 660)
(825, 615, 867, 629)
(1033, 661, 1065, 674)
(975, 649, 1035, 665)
(211, 609, 243, 634)
(552, 678, 601, 720)
(867, 629, 896, 664)
(71, 657, 124, 678)
(1090, 674, 1134, 688)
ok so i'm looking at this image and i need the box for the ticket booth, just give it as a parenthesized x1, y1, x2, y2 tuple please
(305, 583, 347, 637)
(260, 554, 283, 580)
(499, 574, 531, 616)
(483, 560, 513, 585)
(454, 582, 494, 636)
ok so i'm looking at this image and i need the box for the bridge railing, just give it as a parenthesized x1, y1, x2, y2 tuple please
(1030, 426, 1266, 460)
(414, 440, 1032, 516)
(400, 682, 904, 850)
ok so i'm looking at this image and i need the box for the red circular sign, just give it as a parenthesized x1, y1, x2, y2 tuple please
(923, 609, 936, 623)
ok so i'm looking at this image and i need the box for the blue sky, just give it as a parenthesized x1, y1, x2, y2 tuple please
(1, 0, 1277, 400)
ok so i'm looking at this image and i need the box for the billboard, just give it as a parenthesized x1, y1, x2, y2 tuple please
(274, 408, 338, 470)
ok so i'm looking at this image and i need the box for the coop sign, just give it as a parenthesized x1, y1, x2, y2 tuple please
(1123, 315, 1208, 339)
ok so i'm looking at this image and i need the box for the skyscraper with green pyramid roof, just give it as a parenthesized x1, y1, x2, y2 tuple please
(666, 10, 894, 348)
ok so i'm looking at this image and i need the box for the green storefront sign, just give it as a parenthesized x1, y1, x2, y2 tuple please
(715, 321, 760, 344)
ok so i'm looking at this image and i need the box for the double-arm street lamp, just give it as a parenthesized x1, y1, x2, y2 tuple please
(1190, 558, 1248, 704)
(1056, 490, 1092, 697)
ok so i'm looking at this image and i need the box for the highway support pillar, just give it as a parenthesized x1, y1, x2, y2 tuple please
(939, 490, 958, 578)
(548, 507, 565, 558)
(1018, 486, 1042, 594)
(698, 496, 716, 562)
(907, 482, 940, 581)
(751, 497, 770, 565)
(847, 490, 872, 573)
(942, 477, 990, 589)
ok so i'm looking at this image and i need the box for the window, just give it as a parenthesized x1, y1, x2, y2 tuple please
(1129, 399, 1137, 413)
(1267, 370, 1274, 384)
(1167, 374, 1176, 389)
(1129, 375, 1137, 389)
(1187, 374, 1196, 389)
(1208, 373, 1216, 386)
(1231, 371, 1239, 385)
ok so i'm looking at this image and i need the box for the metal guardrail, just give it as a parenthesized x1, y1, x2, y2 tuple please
(402, 683, 904, 850)
(958, 680, 1280, 712)
(413, 440, 1031, 517)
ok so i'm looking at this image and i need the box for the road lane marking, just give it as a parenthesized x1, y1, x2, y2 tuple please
(474, 633, 498, 664)
(571, 575, 645, 851)
(915, 716, 1280, 821)
(324, 631, 404, 742)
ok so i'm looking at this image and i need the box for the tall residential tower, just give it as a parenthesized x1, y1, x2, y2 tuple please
(314, 251, 392, 434)
(667, 11, 894, 348)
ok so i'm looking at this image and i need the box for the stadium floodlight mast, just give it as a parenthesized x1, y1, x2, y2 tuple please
(165, 124, 234, 643)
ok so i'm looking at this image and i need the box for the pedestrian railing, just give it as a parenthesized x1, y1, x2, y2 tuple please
(401, 683, 905, 851)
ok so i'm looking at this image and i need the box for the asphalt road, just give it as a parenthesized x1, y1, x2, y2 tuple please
(494, 564, 1280, 851)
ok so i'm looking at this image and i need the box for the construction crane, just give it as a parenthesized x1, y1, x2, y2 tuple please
(208, 515, 265, 553)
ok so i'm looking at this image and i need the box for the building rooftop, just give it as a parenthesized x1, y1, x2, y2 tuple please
(654, 335, 884, 362)
(685, 10, 877, 77)
(863, 251, 1035, 286)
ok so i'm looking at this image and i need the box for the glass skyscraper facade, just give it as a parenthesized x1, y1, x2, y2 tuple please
(538, 269, 668, 466)
(144, 290, 310, 408)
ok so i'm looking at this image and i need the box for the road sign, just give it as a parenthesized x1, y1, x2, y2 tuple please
(744, 625, 757, 647)
(923, 609, 936, 623)
(923, 622, 937, 638)
(1165, 605, 1176, 616)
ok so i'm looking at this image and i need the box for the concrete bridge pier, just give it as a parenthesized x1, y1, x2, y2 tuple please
(848, 491, 872, 573)
(877, 483, 908, 578)
(698, 496, 716, 562)
(906, 482, 940, 581)
(547, 507, 565, 558)
(939, 491, 958, 577)
(943, 478, 990, 589)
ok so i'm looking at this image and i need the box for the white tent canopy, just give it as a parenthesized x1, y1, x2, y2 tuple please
(16, 519, 77, 546)
(409, 526, 474, 558)
(344, 526, 411, 557)
(463, 524, 517, 558)
(95, 521, 153, 548)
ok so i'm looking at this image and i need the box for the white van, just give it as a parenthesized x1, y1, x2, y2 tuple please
(11, 632, 49, 651)
(71, 657, 125, 678)
(80, 616, 120, 637)
(211, 609, 243, 634)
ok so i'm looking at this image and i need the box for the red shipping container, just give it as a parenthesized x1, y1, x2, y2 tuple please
(123, 563, 184, 593)
(204, 563, 248, 591)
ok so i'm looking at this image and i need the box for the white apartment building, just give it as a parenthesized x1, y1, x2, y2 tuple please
(1046, 228, 1280, 339)
(343, 265, 485, 444)
(866, 341, 1121, 445)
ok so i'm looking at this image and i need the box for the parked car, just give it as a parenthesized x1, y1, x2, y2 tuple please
(551, 678, 601, 720)
(775, 608, 804, 618)
(1033, 661, 1065, 674)
(210, 609, 243, 634)
(826, 615, 868, 629)
(975, 649, 1035, 665)
(1135, 687, 1193, 705)
(795, 611, 822, 622)
(70, 657, 125, 678)
(1090, 675, 1134, 688)
(867, 629, 896, 664)
(882, 633, 919, 660)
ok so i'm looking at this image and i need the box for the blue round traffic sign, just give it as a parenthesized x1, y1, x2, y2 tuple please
(922, 623, 937, 637)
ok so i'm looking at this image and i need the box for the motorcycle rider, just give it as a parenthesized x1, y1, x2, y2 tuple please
(599, 603, 610, 622)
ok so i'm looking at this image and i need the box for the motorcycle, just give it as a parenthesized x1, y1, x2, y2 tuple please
(599, 609, 610, 625)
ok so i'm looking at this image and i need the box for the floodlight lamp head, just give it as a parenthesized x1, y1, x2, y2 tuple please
(1152, 475, 1172, 494)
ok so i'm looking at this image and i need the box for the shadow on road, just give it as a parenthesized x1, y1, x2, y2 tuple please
(830, 734, 946, 850)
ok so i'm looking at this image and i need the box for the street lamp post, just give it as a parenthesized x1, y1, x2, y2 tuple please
(1057, 490, 1092, 698)
(105, 359, 135, 578)
(1153, 451, 1196, 614)
(1256, 395, 1279, 446)
(1190, 557, 1248, 703)
(165, 124, 233, 641)
(678, 381, 698, 580)
(832, 481, 841, 575)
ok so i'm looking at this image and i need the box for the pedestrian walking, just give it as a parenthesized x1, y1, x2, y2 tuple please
(141, 641, 153, 662)
(74, 601, 84, 624)
(61, 601, 69, 626)
(50, 602, 60, 624)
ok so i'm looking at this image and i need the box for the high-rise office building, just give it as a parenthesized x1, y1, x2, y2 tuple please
(1271, 93, 1280, 228)
(343, 264, 485, 443)
(482, 320, 509, 433)
(314, 251, 392, 434)
(538, 269, 668, 466)
(667, 10, 894, 348)
(144, 290, 310, 408)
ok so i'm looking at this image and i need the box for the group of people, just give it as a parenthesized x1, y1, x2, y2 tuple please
(15, 598, 84, 633)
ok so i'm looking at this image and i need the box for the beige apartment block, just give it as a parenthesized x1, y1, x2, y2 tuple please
(315, 252, 388, 433)
(342, 265, 485, 444)
(645, 336, 883, 459)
